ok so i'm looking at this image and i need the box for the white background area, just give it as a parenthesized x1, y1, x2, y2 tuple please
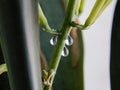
(80, 0, 118, 90)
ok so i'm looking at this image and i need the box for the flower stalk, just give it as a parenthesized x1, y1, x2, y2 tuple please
(43, 0, 79, 89)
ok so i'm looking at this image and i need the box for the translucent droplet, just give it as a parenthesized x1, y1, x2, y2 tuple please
(65, 35, 73, 46)
(61, 46, 69, 57)
(50, 36, 58, 46)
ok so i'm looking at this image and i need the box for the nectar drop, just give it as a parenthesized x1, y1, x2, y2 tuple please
(50, 36, 58, 46)
(65, 35, 73, 46)
(61, 46, 69, 57)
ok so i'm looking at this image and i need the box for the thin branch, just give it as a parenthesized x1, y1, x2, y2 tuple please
(43, 0, 79, 89)
(38, 4, 61, 35)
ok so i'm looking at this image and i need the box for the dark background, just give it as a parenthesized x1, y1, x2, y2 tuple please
(0, 47, 10, 90)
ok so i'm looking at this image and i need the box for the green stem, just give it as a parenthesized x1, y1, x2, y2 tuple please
(85, 0, 106, 26)
(38, 3, 60, 35)
(79, 0, 86, 14)
(44, 0, 78, 90)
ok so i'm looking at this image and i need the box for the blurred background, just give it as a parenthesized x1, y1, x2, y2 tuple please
(81, 0, 117, 90)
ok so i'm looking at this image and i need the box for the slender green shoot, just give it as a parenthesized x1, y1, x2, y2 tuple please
(79, 0, 86, 14)
(75, 0, 81, 15)
(38, 4, 60, 35)
(85, 0, 106, 26)
(94, 0, 113, 20)
(66, 0, 69, 8)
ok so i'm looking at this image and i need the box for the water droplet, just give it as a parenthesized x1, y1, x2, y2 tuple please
(50, 36, 58, 46)
(65, 35, 73, 46)
(61, 46, 69, 57)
